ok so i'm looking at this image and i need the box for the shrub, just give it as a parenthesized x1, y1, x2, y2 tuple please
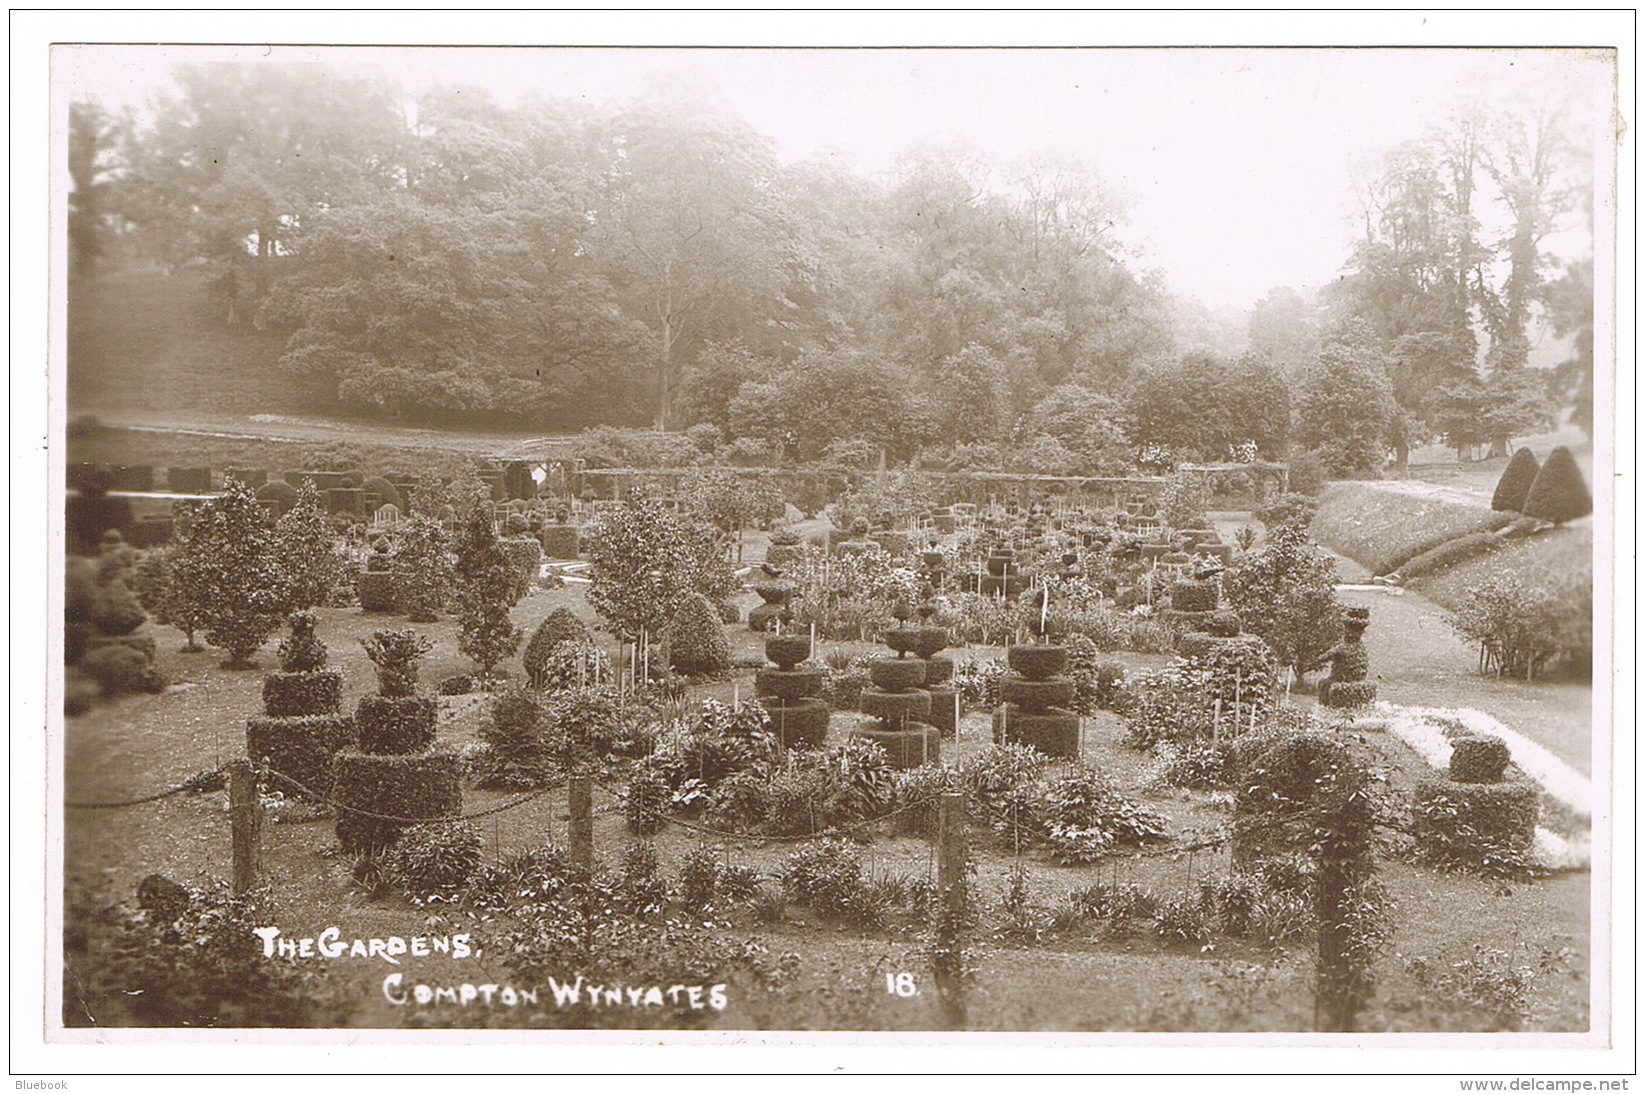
(1286, 450, 1329, 496)
(1521, 446, 1591, 525)
(1029, 768, 1171, 864)
(178, 482, 293, 667)
(1158, 472, 1213, 530)
(359, 476, 402, 511)
(62, 882, 355, 1028)
(1255, 492, 1317, 531)
(523, 607, 593, 687)
(354, 696, 438, 753)
(80, 645, 151, 695)
(393, 516, 455, 623)
(454, 508, 525, 674)
(276, 610, 327, 672)
(381, 822, 483, 900)
(625, 763, 671, 835)
(497, 537, 544, 602)
(262, 671, 342, 717)
(437, 674, 477, 696)
(783, 840, 874, 923)
(663, 593, 733, 677)
(333, 751, 463, 854)
(617, 842, 670, 917)
(475, 686, 565, 789)
(1449, 735, 1512, 784)
(1164, 741, 1236, 789)
(1491, 449, 1542, 513)
(1448, 571, 1567, 680)
(255, 480, 299, 515)
(64, 668, 103, 715)
(676, 847, 722, 914)
(1198, 875, 1264, 938)
(1412, 778, 1540, 877)
(1224, 520, 1341, 678)
(1152, 892, 1213, 946)
(360, 628, 434, 697)
(246, 714, 354, 800)
(93, 579, 147, 637)
(275, 481, 346, 611)
(527, 642, 610, 693)
(1070, 882, 1159, 926)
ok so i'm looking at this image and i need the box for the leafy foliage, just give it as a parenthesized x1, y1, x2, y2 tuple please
(453, 507, 523, 674)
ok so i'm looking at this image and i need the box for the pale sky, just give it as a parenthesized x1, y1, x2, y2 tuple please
(55, 43, 1612, 311)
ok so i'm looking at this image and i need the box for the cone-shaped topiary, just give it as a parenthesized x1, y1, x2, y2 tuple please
(1491, 448, 1542, 513)
(523, 607, 593, 688)
(1521, 446, 1592, 525)
(663, 593, 733, 677)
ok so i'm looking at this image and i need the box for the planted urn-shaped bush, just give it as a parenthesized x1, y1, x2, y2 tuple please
(1414, 733, 1537, 873)
(913, 601, 958, 739)
(246, 612, 354, 802)
(748, 577, 797, 632)
(853, 602, 938, 768)
(334, 628, 460, 853)
(754, 633, 831, 749)
(993, 589, 1080, 758)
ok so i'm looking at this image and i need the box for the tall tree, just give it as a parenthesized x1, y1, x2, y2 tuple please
(68, 100, 125, 277)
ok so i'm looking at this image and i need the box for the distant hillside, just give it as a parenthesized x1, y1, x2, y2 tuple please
(66, 265, 329, 423)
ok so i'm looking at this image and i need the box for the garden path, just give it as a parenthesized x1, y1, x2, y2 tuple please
(1328, 552, 1593, 778)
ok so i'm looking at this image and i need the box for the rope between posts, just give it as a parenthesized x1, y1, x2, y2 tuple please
(258, 767, 555, 825)
(65, 766, 228, 809)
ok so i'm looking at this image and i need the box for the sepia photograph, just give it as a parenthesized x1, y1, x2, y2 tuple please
(16, 10, 1633, 1080)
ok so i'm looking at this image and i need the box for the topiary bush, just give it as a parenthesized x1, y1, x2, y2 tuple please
(360, 628, 435, 697)
(1449, 735, 1512, 784)
(354, 696, 438, 753)
(1412, 778, 1540, 876)
(333, 751, 463, 855)
(662, 593, 733, 677)
(1521, 446, 1591, 525)
(1491, 448, 1542, 513)
(523, 607, 593, 688)
(79, 645, 154, 696)
(246, 714, 357, 800)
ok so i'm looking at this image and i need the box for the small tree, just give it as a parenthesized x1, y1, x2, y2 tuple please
(1490, 447, 1542, 512)
(453, 507, 523, 675)
(393, 515, 456, 623)
(181, 482, 292, 667)
(132, 545, 206, 652)
(1521, 445, 1592, 525)
(1224, 520, 1342, 682)
(275, 480, 345, 610)
(587, 498, 729, 643)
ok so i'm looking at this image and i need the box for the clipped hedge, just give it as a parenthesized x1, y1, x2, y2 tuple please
(1394, 532, 1507, 581)
(261, 671, 343, 717)
(1171, 579, 1219, 613)
(333, 750, 464, 854)
(246, 714, 355, 800)
(355, 695, 439, 754)
(1412, 777, 1539, 875)
(1312, 482, 1515, 576)
(852, 724, 940, 769)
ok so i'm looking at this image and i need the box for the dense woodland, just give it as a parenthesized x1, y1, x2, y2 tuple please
(69, 64, 1594, 472)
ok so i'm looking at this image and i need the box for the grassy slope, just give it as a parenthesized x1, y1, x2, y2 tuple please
(67, 267, 325, 422)
(1312, 481, 1515, 577)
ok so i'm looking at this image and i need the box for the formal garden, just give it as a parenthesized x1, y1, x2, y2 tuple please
(60, 448, 1596, 1033)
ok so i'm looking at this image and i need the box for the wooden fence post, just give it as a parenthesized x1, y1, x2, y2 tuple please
(933, 790, 968, 1030)
(228, 760, 262, 896)
(569, 772, 594, 874)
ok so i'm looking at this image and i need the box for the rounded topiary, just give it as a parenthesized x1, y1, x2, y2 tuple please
(361, 628, 434, 698)
(852, 724, 940, 769)
(662, 593, 733, 677)
(883, 627, 923, 657)
(924, 687, 959, 737)
(1007, 645, 1067, 681)
(80, 644, 150, 695)
(1000, 676, 1075, 711)
(539, 524, 581, 559)
(763, 697, 831, 750)
(359, 476, 402, 512)
(996, 709, 1080, 758)
(1449, 735, 1512, 784)
(1207, 611, 1243, 638)
(860, 687, 932, 724)
(256, 480, 299, 517)
(523, 607, 592, 688)
(765, 634, 812, 670)
(1521, 446, 1592, 525)
(1491, 448, 1542, 513)
(756, 667, 825, 703)
(869, 659, 926, 691)
(1171, 579, 1219, 613)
